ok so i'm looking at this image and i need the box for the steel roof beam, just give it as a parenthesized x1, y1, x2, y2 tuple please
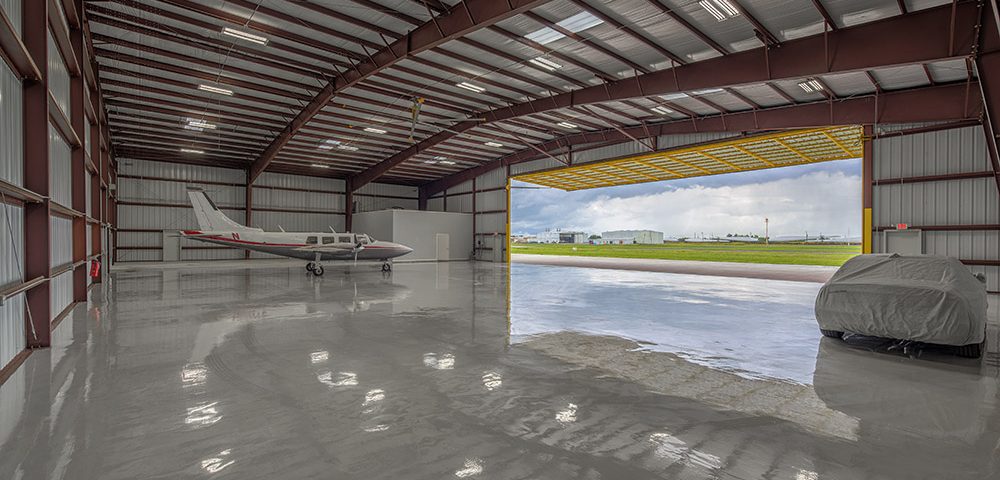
(523, 11, 650, 73)
(363, 4, 985, 186)
(569, 0, 686, 65)
(249, 0, 554, 183)
(422, 83, 980, 196)
(730, 0, 781, 46)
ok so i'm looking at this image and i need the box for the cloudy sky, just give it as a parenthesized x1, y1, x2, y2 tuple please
(512, 158, 861, 239)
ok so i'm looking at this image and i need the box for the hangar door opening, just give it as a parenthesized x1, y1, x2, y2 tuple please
(509, 126, 866, 269)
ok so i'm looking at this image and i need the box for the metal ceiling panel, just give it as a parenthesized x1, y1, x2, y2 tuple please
(872, 64, 932, 91)
(822, 0, 900, 27)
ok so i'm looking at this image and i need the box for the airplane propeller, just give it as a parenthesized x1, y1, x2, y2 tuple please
(352, 241, 364, 266)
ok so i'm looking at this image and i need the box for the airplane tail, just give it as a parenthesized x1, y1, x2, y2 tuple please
(187, 187, 255, 232)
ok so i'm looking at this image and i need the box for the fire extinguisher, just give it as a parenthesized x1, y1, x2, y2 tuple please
(89, 259, 101, 278)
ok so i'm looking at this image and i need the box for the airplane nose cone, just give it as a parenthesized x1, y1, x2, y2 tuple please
(402, 245, 413, 254)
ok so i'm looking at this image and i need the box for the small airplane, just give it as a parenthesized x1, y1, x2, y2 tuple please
(180, 187, 412, 276)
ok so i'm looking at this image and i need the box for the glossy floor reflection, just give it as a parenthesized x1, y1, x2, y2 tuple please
(0, 261, 998, 479)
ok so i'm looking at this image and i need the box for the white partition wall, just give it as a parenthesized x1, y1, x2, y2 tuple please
(354, 209, 472, 262)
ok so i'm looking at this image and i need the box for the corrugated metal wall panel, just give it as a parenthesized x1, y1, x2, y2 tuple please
(251, 211, 344, 233)
(84, 119, 91, 159)
(0, 204, 23, 288)
(118, 179, 244, 207)
(0, 60, 22, 186)
(85, 172, 92, 215)
(119, 159, 245, 183)
(657, 132, 740, 150)
(477, 168, 507, 189)
(49, 270, 73, 320)
(256, 172, 345, 191)
(874, 127, 990, 179)
(477, 190, 507, 213)
(445, 193, 473, 213)
(446, 180, 472, 195)
(181, 249, 244, 261)
(355, 182, 418, 212)
(116, 249, 159, 262)
(49, 123, 72, 206)
(117, 231, 160, 248)
(118, 205, 245, 231)
(510, 158, 563, 176)
(427, 197, 443, 211)
(0, 294, 25, 384)
(573, 141, 647, 165)
(0, 0, 22, 37)
(253, 188, 344, 214)
(47, 30, 71, 119)
(872, 125, 999, 290)
(50, 216, 72, 268)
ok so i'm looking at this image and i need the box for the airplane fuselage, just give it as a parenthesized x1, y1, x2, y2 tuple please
(180, 230, 413, 262)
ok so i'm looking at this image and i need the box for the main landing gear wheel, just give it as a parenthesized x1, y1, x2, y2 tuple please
(381, 262, 392, 272)
(306, 262, 315, 272)
(820, 329, 844, 339)
(312, 265, 325, 276)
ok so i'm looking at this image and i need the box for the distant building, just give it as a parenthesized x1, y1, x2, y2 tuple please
(598, 230, 664, 245)
(538, 229, 588, 244)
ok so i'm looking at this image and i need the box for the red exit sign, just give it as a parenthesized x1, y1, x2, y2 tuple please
(896, 223, 908, 230)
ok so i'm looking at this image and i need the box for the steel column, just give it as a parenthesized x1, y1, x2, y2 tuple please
(70, 0, 87, 301)
(23, 0, 51, 348)
(862, 125, 873, 254)
(344, 178, 353, 231)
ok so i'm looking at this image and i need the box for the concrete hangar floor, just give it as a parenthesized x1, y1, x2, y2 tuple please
(0, 259, 998, 480)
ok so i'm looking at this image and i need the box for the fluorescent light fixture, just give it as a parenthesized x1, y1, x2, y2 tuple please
(311, 163, 330, 168)
(197, 84, 233, 96)
(660, 92, 689, 101)
(529, 57, 562, 71)
(557, 121, 578, 129)
(222, 27, 268, 45)
(525, 11, 603, 45)
(699, 0, 740, 22)
(363, 127, 387, 134)
(651, 106, 674, 115)
(433, 156, 448, 161)
(423, 159, 438, 164)
(484, 141, 504, 148)
(456, 82, 486, 93)
(186, 118, 216, 130)
(798, 79, 824, 93)
(438, 160, 456, 165)
(318, 139, 341, 150)
(337, 145, 359, 151)
(691, 88, 724, 95)
(180, 148, 204, 154)
(184, 125, 204, 132)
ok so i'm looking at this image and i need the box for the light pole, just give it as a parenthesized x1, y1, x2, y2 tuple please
(765, 218, 769, 245)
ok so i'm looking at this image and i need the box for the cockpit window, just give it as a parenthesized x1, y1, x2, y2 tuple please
(306, 236, 318, 245)
(358, 235, 369, 245)
(322, 237, 336, 244)
(338, 235, 352, 243)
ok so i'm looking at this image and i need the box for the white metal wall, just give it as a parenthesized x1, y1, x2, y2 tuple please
(49, 123, 72, 207)
(872, 125, 999, 290)
(356, 183, 418, 211)
(0, 60, 22, 186)
(0, 204, 24, 370)
(47, 30, 71, 119)
(0, 0, 22, 37)
(117, 159, 245, 262)
(49, 270, 73, 321)
(50, 216, 72, 268)
(253, 172, 345, 232)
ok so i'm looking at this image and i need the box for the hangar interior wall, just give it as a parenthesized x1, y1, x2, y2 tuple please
(872, 124, 1000, 291)
(115, 160, 419, 262)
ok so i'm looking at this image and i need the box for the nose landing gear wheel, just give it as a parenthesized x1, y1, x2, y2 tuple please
(312, 265, 325, 276)
(306, 262, 315, 272)
(381, 262, 391, 272)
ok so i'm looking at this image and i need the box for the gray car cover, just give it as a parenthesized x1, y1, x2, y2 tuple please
(815, 254, 986, 345)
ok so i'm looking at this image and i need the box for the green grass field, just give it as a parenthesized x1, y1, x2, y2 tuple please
(511, 242, 861, 267)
